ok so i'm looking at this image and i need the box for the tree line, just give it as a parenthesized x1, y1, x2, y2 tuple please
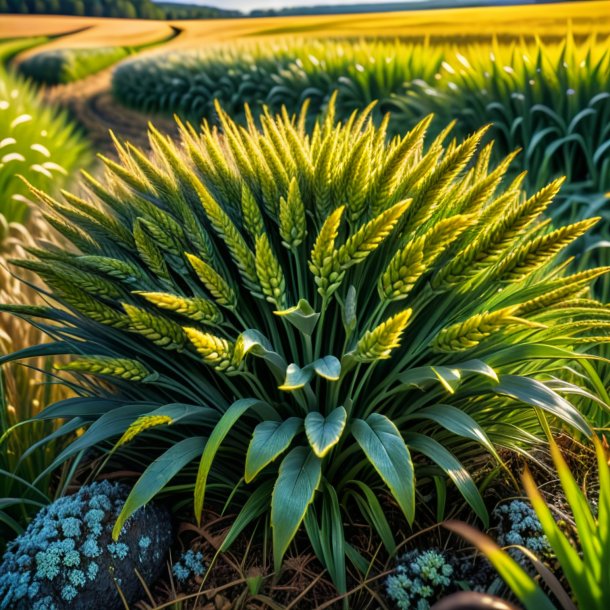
(0, 0, 241, 19)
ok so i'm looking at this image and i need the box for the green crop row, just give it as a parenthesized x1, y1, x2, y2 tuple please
(18, 46, 131, 85)
(111, 36, 610, 206)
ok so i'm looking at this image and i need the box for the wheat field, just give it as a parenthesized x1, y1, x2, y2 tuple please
(1, 0, 608, 59)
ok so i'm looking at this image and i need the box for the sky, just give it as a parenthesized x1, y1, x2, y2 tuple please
(161, 0, 419, 12)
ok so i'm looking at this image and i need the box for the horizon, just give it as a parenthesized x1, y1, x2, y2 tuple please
(157, 0, 425, 13)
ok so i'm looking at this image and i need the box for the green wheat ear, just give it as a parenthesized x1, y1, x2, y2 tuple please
(11, 93, 610, 597)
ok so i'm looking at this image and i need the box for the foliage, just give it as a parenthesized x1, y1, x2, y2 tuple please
(386, 549, 454, 610)
(446, 436, 610, 610)
(0, 37, 48, 65)
(112, 35, 610, 222)
(0, 64, 91, 224)
(391, 35, 610, 204)
(0, 0, 240, 18)
(4, 101, 608, 593)
(19, 46, 130, 85)
(0, 480, 172, 610)
(111, 39, 441, 125)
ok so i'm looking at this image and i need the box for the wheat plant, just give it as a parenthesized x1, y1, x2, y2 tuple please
(3, 101, 608, 592)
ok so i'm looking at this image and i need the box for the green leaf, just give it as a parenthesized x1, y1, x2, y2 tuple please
(304, 482, 347, 593)
(220, 481, 273, 551)
(113, 437, 206, 540)
(494, 375, 590, 437)
(271, 446, 322, 570)
(351, 414, 415, 523)
(395, 366, 461, 393)
(414, 404, 501, 461)
(349, 481, 396, 553)
(235, 329, 286, 376)
(312, 355, 341, 381)
(39, 404, 153, 480)
(305, 406, 347, 457)
(454, 359, 499, 382)
(194, 398, 273, 523)
(404, 432, 488, 527)
(274, 298, 320, 335)
(279, 363, 313, 391)
(245, 418, 302, 482)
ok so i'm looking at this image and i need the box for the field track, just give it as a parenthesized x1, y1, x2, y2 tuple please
(44, 69, 179, 158)
(3, 0, 608, 159)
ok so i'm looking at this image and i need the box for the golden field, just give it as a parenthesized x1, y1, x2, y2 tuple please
(1, 0, 608, 59)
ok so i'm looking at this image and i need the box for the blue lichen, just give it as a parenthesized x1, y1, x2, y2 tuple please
(0, 480, 172, 610)
(385, 549, 454, 610)
(108, 542, 129, 560)
(494, 499, 551, 560)
(172, 550, 206, 583)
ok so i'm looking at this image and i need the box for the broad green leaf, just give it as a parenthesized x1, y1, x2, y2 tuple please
(395, 366, 461, 393)
(305, 406, 347, 457)
(279, 363, 313, 391)
(245, 418, 302, 482)
(494, 375, 590, 436)
(405, 432, 488, 527)
(454, 359, 498, 382)
(271, 446, 322, 570)
(234, 329, 286, 376)
(414, 404, 500, 461)
(113, 437, 206, 540)
(194, 398, 272, 523)
(274, 298, 320, 335)
(312, 355, 341, 381)
(445, 521, 556, 610)
(351, 414, 414, 523)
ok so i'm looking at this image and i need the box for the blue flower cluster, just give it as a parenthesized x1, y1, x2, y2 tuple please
(494, 500, 551, 557)
(172, 549, 206, 583)
(385, 549, 454, 610)
(0, 481, 171, 610)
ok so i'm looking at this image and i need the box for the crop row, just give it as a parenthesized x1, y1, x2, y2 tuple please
(111, 36, 610, 203)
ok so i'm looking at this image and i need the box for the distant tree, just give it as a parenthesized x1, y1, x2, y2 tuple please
(47, 0, 61, 13)
(8, 0, 29, 13)
(89, 0, 103, 16)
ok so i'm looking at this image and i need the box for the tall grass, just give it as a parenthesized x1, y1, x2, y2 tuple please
(0, 63, 91, 224)
(0, 213, 72, 544)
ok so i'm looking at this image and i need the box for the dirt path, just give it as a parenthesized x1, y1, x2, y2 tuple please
(45, 68, 180, 159)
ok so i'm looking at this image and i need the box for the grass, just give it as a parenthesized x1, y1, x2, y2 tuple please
(0, 62, 91, 223)
(0, 36, 49, 65)
(0, 213, 73, 544)
(18, 46, 131, 85)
